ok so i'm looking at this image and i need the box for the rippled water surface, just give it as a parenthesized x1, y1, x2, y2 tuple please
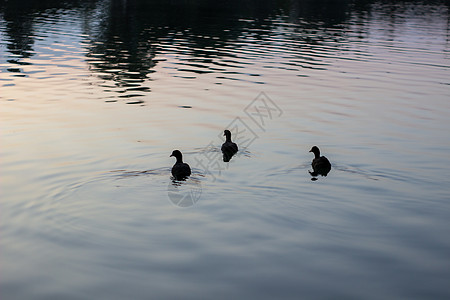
(1, 1, 450, 299)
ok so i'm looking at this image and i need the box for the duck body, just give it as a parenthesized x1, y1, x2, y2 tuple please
(170, 150, 191, 180)
(221, 130, 238, 162)
(221, 141, 238, 155)
(309, 146, 331, 177)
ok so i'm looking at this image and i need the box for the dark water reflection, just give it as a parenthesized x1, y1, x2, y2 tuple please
(4, 0, 448, 101)
(1, 1, 450, 299)
(80, 0, 354, 90)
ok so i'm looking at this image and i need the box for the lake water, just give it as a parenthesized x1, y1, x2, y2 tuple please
(1, 0, 450, 299)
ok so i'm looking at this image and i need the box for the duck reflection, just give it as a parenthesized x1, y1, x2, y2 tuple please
(168, 176, 202, 207)
(309, 146, 331, 179)
(221, 130, 238, 162)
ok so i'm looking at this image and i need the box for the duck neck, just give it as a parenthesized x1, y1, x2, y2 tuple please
(176, 156, 183, 163)
(225, 135, 232, 143)
(314, 151, 320, 159)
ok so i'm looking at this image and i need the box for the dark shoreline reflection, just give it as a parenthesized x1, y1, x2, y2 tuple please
(0, 0, 357, 68)
(1, 0, 449, 100)
(0, 0, 99, 59)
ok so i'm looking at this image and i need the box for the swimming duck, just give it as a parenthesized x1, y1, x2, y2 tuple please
(309, 146, 331, 177)
(221, 130, 238, 162)
(170, 150, 191, 180)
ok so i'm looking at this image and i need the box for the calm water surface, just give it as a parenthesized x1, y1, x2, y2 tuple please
(1, 1, 450, 299)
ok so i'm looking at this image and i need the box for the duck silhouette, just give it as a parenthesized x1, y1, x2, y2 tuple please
(170, 150, 191, 180)
(221, 130, 238, 162)
(309, 146, 331, 177)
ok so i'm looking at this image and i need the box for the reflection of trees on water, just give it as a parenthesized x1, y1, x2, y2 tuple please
(81, 0, 356, 90)
(2, 11, 34, 60)
(1, 0, 448, 89)
(0, 0, 98, 59)
(82, 0, 267, 84)
(0, 0, 355, 63)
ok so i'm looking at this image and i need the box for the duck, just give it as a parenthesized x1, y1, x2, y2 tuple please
(221, 129, 238, 162)
(170, 150, 191, 180)
(309, 146, 331, 177)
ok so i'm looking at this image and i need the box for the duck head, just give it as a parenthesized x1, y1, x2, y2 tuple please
(309, 146, 320, 158)
(170, 150, 183, 162)
(224, 129, 232, 142)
